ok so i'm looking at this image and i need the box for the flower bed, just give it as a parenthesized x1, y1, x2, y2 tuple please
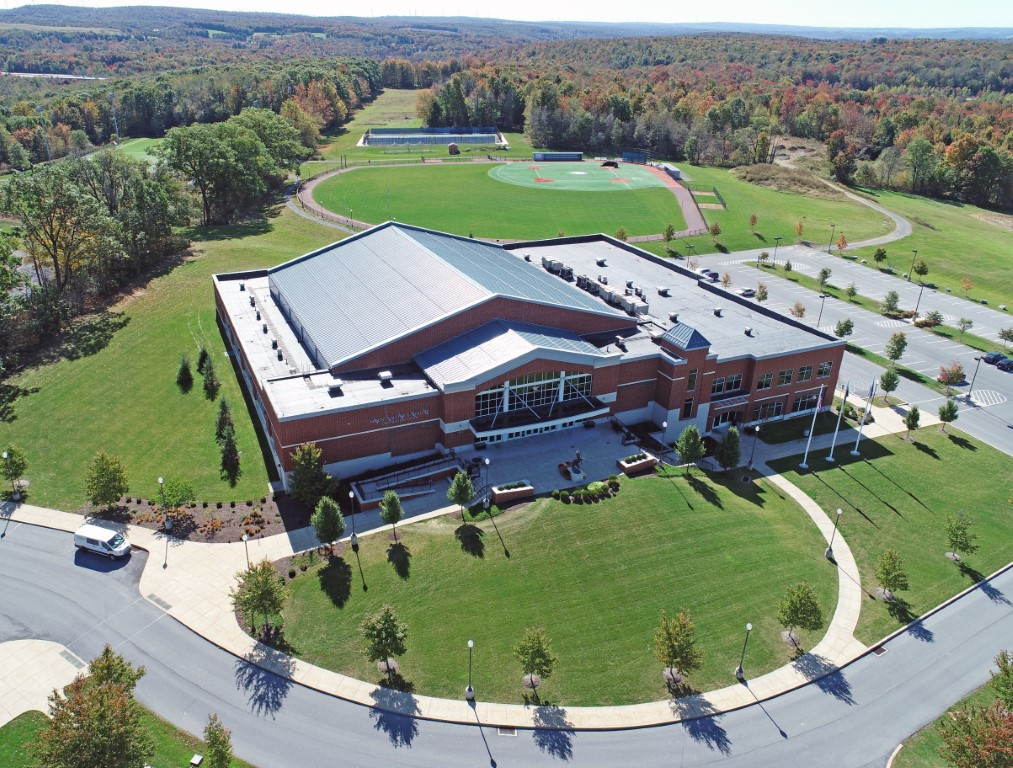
(617, 450, 658, 475)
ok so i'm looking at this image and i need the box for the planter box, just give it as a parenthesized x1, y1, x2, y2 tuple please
(617, 451, 658, 476)
(491, 482, 534, 505)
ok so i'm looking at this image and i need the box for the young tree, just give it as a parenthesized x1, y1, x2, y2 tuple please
(202, 356, 221, 401)
(904, 405, 921, 437)
(845, 282, 858, 301)
(938, 361, 965, 386)
(514, 626, 557, 695)
(709, 221, 722, 237)
(834, 318, 854, 338)
(938, 399, 959, 433)
(835, 233, 848, 254)
(614, 226, 628, 242)
(203, 714, 234, 768)
(197, 346, 210, 376)
(84, 450, 129, 510)
(289, 442, 331, 509)
(817, 267, 832, 293)
(957, 317, 974, 339)
(875, 549, 909, 601)
(361, 604, 408, 681)
(311, 496, 345, 549)
(230, 560, 286, 635)
(912, 259, 929, 280)
(795, 221, 804, 241)
(714, 426, 741, 472)
(663, 224, 675, 243)
(784, 259, 793, 274)
(756, 282, 769, 302)
(960, 277, 974, 297)
(879, 368, 900, 403)
(938, 700, 1013, 768)
(720, 271, 732, 288)
(215, 397, 235, 444)
(674, 425, 704, 474)
(1, 443, 28, 498)
(873, 247, 888, 266)
(176, 353, 194, 393)
(159, 478, 196, 511)
(790, 301, 806, 319)
(991, 649, 1013, 711)
(944, 510, 978, 559)
(748, 213, 758, 232)
(776, 581, 824, 648)
(757, 251, 769, 268)
(32, 646, 153, 768)
(885, 332, 908, 366)
(998, 327, 1013, 349)
(447, 470, 476, 513)
(881, 290, 901, 315)
(654, 610, 703, 683)
(219, 424, 241, 486)
(380, 489, 404, 541)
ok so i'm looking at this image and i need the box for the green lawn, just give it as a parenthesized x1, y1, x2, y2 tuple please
(848, 189, 1013, 310)
(894, 683, 1000, 768)
(0, 204, 341, 510)
(113, 137, 163, 163)
(637, 164, 892, 257)
(0, 709, 255, 768)
(280, 469, 837, 706)
(768, 429, 1013, 645)
(312, 162, 686, 239)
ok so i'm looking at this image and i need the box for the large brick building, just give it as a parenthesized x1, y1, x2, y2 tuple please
(214, 223, 843, 487)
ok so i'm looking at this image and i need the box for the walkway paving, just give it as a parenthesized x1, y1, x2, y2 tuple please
(3, 398, 929, 730)
(0, 640, 86, 726)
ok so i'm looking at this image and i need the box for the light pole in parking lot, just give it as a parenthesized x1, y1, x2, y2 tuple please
(827, 223, 836, 254)
(966, 356, 984, 403)
(817, 293, 828, 326)
(914, 281, 927, 316)
(908, 250, 918, 282)
(772, 236, 782, 269)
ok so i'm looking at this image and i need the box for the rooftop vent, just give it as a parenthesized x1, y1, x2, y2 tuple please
(239, 282, 245, 292)
(524, 254, 532, 262)
(615, 335, 627, 351)
(657, 286, 670, 297)
(596, 258, 607, 267)
(598, 274, 608, 285)
(328, 379, 344, 395)
(650, 331, 664, 344)
(276, 349, 283, 361)
(271, 338, 278, 349)
(714, 307, 723, 317)
(626, 280, 634, 288)
(262, 323, 268, 334)
(744, 327, 753, 336)
(669, 312, 679, 323)
(249, 295, 255, 307)
(378, 370, 393, 383)
(255, 311, 261, 321)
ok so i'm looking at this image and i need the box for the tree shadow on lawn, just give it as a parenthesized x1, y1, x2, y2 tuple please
(454, 523, 485, 558)
(32, 311, 130, 366)
(369, 683, 420, 748)
(316, 556, 352, 608)
(947, 434, 976, 451)
(670, 695, 731, 756)
(0, 383, 39, 423)
(911, 440, 939, 460)
(184, 210, 277, 243)
(387, 542, 411, 580)
(791, 653, 856, 705)
(531, 704, 576, 762)
(687, 475, 722, 508)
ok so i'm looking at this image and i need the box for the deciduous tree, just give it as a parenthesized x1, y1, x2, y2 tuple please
(674, 425, 704, 474)
(230, 560, 285, 634)
(945, 510, 978, 559)
(790, 301, 806, 319)
(881, 290, 901, 315)
(846, 283, 858, 301)
(817, 267, 832, 292)
(991, 649, 1013, 711)
(885, 332, 907, 365)
(938, 700, 1013, 768)
(447, 471, 475, 513)
(835, 318, 854, 338)
(1, 443, 28, 498)
(776, 581, 824, 647)
(84, 450, 129, 510)
(361, 604, 408, 681)
(714, 426, 740, 471)
(514, 626, 557, 694)
(756, 282, 768, 302)
(938, 399, 959, 433)
(379, 489, 404, 541)
(875, 550, 909, 600)
(904, 405, 920, 437)
(879, 368, 899, 403)
(203, 714, 234, 768)
(957, 317, 974, 338)
(654, 610, 703, 681)
(311, 496, 345, 549)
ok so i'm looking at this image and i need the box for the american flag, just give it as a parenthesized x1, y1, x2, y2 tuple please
(816, 388, 824, 410)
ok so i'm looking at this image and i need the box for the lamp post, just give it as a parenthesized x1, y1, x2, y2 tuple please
(914, 282, 926, 316)
(687, 243, 696, 260)
(908, 250, 918, 282)
(465, 639, 475, 700)
(484, 457, 490, 494)
(825, 508, 843, 560)
(241, 533, 250, 569)
(816, 293, 827, 327)
(772, 236, 782, 269)
(827, 223, 836, 254)
(735, 622, 753, 680)
(747, 426, 760, 471)
(966, 356, 984, 403)
(158, 476, 171, 531)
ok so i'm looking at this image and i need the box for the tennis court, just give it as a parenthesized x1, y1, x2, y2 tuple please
(489, 161, 667, 191)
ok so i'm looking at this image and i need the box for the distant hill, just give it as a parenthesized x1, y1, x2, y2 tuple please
(0, 4, 1009, 43)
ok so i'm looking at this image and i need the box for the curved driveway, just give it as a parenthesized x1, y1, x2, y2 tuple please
(2, 521, 1011, 767)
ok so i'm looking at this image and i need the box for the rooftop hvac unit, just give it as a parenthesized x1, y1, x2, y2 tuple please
(669, 312, 679, 323)
(713, 307, 723, 317)
(541, 255, 551, 267)
(744, 327, 753, 336)
(262, 323, 268, 334)
(271, 338, 278, 349)
(378, 370, 393, 383)
(598, 275, 608, 285)
(615, 335, 627, 351)
(657, 286, 670, 297)
(559, 265, 573, 279)
(587, 283, 600, 296)
(596, 258, 607, 267)
(620, 296, 636, 312)
(624, 287, 633, 296)
(650, 331, 664, 343)
(276, 350, 283, 361)
(576, 274, 588, 288)
(239, 282, 245, 292)
(249, 295, 255, 307)
(328, 379, 344, 394)
(634, 286, 643, 297)
(633, 301, 650, 315)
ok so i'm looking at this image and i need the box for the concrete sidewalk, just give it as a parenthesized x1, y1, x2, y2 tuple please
(3, 400, 926, 729)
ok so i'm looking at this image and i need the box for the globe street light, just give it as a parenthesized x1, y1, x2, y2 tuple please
(348, 490, 358, 551)
(772, 236, 782, 269)
(735, 622, 753, 680)
(747, 426, 760, 471)
(825, 508, 843, 561)
(1, 451, 15, 500)
(484, 457, 490, 493)
(465, 639, 475, 700)
(241, 533, 250, 569)
(158, 476, 171, 532)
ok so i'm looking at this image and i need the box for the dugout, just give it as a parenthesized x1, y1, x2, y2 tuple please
(622, 148, 649, 164)
(533, 152, 583, 161)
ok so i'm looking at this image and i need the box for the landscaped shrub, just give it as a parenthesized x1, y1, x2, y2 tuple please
(496, 481, 528, 491)
(288, 568, 296, 579)
(623, 453, 647, 463)
(551, 489, 560, 500)
(587, 481, 607, 496)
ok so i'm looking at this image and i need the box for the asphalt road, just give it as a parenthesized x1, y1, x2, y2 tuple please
(2, 520, 1011, 767)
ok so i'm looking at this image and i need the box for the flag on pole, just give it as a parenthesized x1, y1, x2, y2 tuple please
(816, 389, 824, 411)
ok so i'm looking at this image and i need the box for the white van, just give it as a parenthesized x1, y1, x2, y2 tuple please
(74, 523, 131, 559)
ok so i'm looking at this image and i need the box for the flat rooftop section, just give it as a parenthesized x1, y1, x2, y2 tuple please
(509, 239, 839, 360)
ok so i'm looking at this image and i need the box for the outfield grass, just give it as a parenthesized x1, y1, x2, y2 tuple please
(768, 429, 1013, 645)
(281, 469, 837, 706)
(312, 162, 687, 239)
(848, 189, 1013, 310)
(0, 204, 341, 510)
(893, 683, 1001, 768)
(0, 709, 255, 768)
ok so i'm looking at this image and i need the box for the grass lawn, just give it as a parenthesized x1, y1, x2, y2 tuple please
(312, 162, 686, 239)
(893, 683, 1002, 768)
(113, 137, 163, 163)
(0, 709, 255, 768)
(280, 469, 837, 706)
(848, 189, 1013, 310)
(0, 203, 341, 510)
(768, 429, 1013, 645)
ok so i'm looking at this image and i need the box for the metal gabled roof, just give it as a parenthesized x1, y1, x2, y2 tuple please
(415, 320, 611, 390)
(267, 224, 624, 369)
(661, 322, 711, 351)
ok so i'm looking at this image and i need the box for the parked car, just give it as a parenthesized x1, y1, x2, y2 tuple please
(736, 288, 756, 298)
(997, 358, 1013, 372)
(74, 523, 131, 560)
(983, 352, 1007, 365)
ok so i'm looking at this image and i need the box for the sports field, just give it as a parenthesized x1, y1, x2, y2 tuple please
(312, 162, 687, 240)
(489, 161, 667, 191)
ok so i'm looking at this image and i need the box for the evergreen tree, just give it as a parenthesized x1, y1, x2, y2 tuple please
(379, 490, 404, 540)
(289, 443, 332, 509)
(202, 356, 221, 400)
(215, 397, 235, 445)
(219, 424, 241, 485)
(176, 353, 193, 393)
(197, 346, 210, 375)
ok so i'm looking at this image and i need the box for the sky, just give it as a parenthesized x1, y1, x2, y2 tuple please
(3, 0, 1013, 28)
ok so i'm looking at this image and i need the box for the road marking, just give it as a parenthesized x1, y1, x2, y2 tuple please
(967, 390, 1008, 407)
(875, 319, 909, 328)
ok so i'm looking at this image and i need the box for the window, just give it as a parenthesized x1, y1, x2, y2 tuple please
(757, 372, 773, 390)
(792, 392, 820, 412)
(712, 411, 737, 429)
(817, 361, 833, 378)
(725, 374, 743, 392)
(682, 397, 694, 419)
(474, 370, 592, 418)
(711, 377, 725, 395)
(777, 368, 794, 386)
(753, 401, 784, 421)
(687, 369, 698, 391)
(798, 365, 813, 382)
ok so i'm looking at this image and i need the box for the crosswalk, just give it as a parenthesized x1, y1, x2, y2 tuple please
(967, 390, 1007, 407)
(874, 319, 909, 328)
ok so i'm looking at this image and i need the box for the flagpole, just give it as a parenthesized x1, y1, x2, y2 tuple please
(826, 381, 849, 462)
(851, 380, 878, 456)
(799, 384, 825, 469)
